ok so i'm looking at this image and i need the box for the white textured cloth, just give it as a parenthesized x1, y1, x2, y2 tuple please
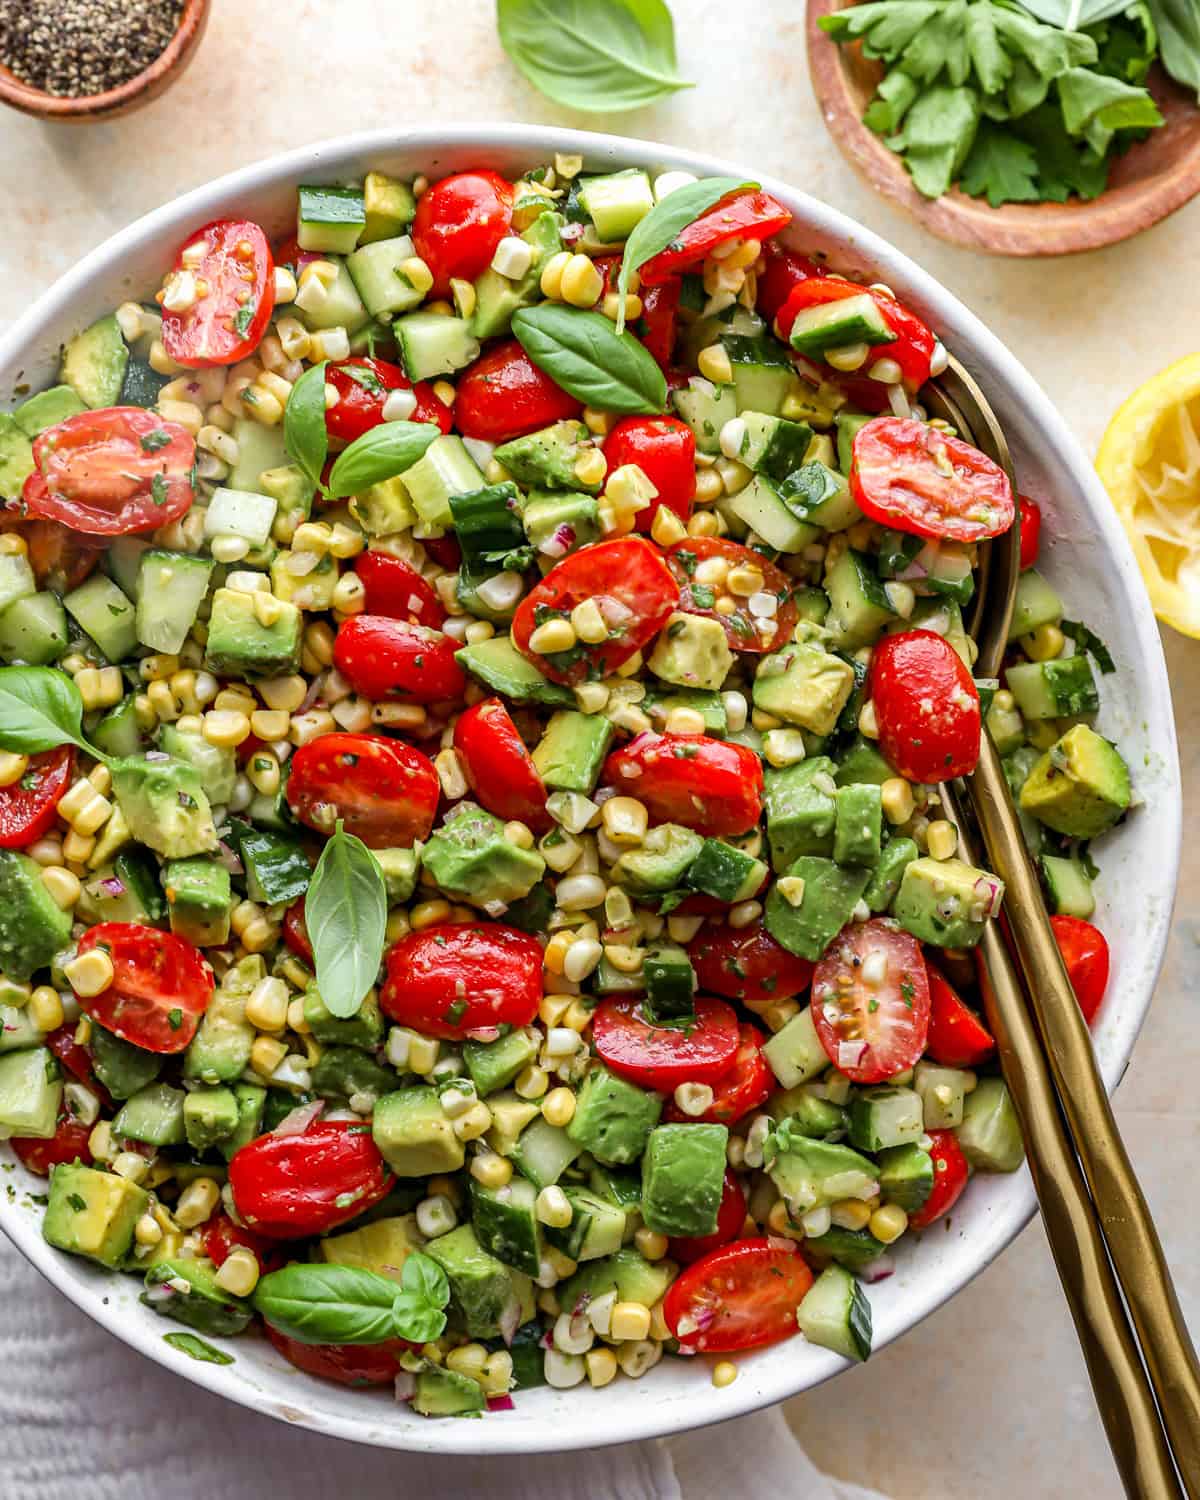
(0, 1237, 882, 1500)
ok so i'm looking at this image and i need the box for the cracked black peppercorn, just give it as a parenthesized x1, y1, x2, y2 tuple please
(0, 0, 183, 98)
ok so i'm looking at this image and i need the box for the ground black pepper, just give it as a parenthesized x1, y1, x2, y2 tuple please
(0, 0, 183, 98)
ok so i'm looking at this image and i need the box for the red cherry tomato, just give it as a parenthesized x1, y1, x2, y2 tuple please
(1051, 915, 1110, 1026)
(1018, 494, 1042, 571)
(282, 897, 313, 962)
(229, 1120, 394, 1239)
(593, 994, 740, 1091)
(663, 1237, 814, 1354)
(908, 1129, 970, 1229)
(286, 732, 439, 849)
(512, 537, 679, 685)
(421, 534, 461, 571)
(664, 1025, 772, 1126)
(264, 1323, 417, 1386)
(74, 924, 213, 1054)
(0, 745, 73, 849)
(0, 516, 104, 593)
(594, 255, 681, 368)
(688, 921, 814, 1004)
(851, 417, 1015, 543)
(161, 219, 275, 368)
(411, 170, 514, 299)
(46, 1024, 112, 1109)
(381, 923, 543, 1040)
(925, 962, 995, 1067)
(24, 408, 196, 536)
(667, 1171, 747, 1263)
(756, 243, 825, 323)
(638, 192, 792, 284)
(10, 1114, 93, 1177)
(333, 616, 466, 704)
(453, 697, 550, 832)
(775, 278, 936, 389)
(202, 1213, 285, 1273)
(870, 630, 981, 784)
(603, 416, 696, 530)
(665, 537, 797, 654)
(810, 919, 930, 1084)
(603, 731, 763, 838)
(324, 358, 453, 444)
(454, 340, 582, 444)
(354, 551, 445, 628)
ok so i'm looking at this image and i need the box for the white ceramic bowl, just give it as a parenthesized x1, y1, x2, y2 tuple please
(0, 126, 1181, 1456)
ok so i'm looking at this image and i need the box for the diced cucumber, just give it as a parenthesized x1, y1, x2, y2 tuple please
(91, 696, 143, 759)
(0, 1001, 43, 1055)
(824, 549, 897, 650)
(685, 839, 767, 904)
(1006, 657, 1098, 720)
(835, 410, 873, 474)
(296, 257, 369, 334)
(1040, 853, 1095, 918)
(135, 551, 214, 654)
(105, 537, 150, 600)
(726, 473, 820, 552)
(762, 1007, 828, 1089)
(733, 411, 814, 481)
(402, 434, 486, 529)
(394, 312, 480, 383)
(1008, 568, 1064, 641)
(956, 1078, 1023, 1172)
(788, 294, 894, 358)
(797, 1264, 872, 1362)
(0, 1047, 60, 1140)
(544, 1187, 627, 1262)
(0, 592, 68, 665)
(722, 335, 796, 416)
(297, 185, 366, 255)
(235, 825, 311, 906)
(0, 415, 34, 501)
(777, 462, 862, 532)
(64, 574, 137, 661)
(113, 1082, 186, 1146)
(0, 552, 36, 615)
(119, 359, 170, 409)
(578, 170, 654, 242)
(204, 488, 277, 548)
(346, 235, 427, 320)
(642, 945, 696, 1024)
(876, 1142, 934, 1212)
(470, 1174, 541, 1277)
(229, 419, 289, 494)
(510, 1116, 582, 1189)
(59, 314, 129, 409)
(913, 1062, 973, 1129)
(986, 694, 1026, 755)
(671, 377, 738, 454)
(847, 1086, 924, 1151)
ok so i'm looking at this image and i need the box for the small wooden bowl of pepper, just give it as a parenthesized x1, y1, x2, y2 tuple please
(0, 0, 209, 122)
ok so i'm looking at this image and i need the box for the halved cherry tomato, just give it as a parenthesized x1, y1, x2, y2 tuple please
(666, 537, 797, 653)
(667, 1171, 747, 1263)
(282, 897, 313, 962)
(10, 1114, 93, 1177)
(810, 919, 930, 1084)
(24, 408, 196, 536)
(1051, 914, 1110, 1025)
(453, 697, 550, 832)
(454, 340, 582, 444)
(47, 1023, 112, 1109)
(421, 534, 461, 571)
(603, 731, 763, 838)
(512, 537, 678, 685)
(593, 994, 740, 1091)
(412, 170, 514, 299)
(925, 961, 995, 1067)
(663, 1238, 814, 1354)
(202, 1213, 285, 1273)
(74, 923, 213, 1054)
(287, 732, 439, 849)
(161, 219, 275, 367)
(664, 1025, 772, 1126)
(0, 515, 104, 593)
(1018, 494, 1042, 571)
(603, 416, 695, 530)
(0, 745, 73, 849)
(264, 1323, 417, 1386)
(638, 192, 792, 284)
(333, 616, 466, 703)
(594, 255, 681, 368)
(851, 417, 1015, 542)
(756, 243, 825, 323)
(775, 278, 936, 390)
(229, 1120, 394, 1239)
(324, 357, 453, 443)
(689, 921, 814, 1004)
(870, 630, 981, 784)
(272, 234, 322, 275)
(908, 1129, 969, 1229)
(381, 923, 543, 1040)
(354, 551, 445, 628)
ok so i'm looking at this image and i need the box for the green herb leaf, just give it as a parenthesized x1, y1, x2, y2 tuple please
(325, 420, 440, 499)
(340, 364, 386, 397)
(511, 304, 666, 415)
(391, 1251, 451, 1344)
(233, 302, 256, 339)
(1058, 64, 1163, 153)
(0, 667, 110, 763)
(253, 1264, 411, 1345)
(164, 1332, 235, 1365)
(1014, 0, 1132, 31)
(1146, 0, 1200, 99)
(864, 70, 920, 132)
(960, 122, 1041, 205)
(139, 428, 171, 454)
(1060, 618, 1116, 672)
(496, 0, 692, 113)
(887, 84, 981, 198)
(306, 823, 387, 1018)
(283, 359, 329, 492)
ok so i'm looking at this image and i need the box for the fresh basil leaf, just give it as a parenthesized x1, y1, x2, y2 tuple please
(253, 1264, 406, 1345)
(511, 305, 666, 415)
(392, 1251, 451, 1344)
(1060, 619, 1116, 673)
(163, 1332, 235, 1365)
(496, 0, 692, 113)
(1146, 0, 1200, 99)
(0, 667, 109, 763)
(1014, 0, 1133, 30)
(325, 420, 439, 500)
(307, 824, 387, 1018)
(283, 359, 329, 491)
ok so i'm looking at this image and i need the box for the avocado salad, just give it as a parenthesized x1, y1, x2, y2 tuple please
(0, 159, 1130, 1413)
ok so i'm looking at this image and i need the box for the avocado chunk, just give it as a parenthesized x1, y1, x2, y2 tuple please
(158, 722, 237, 806)
(142, 1258, 252, 1337)
(611, 823, 703, 895)
(463, 1026, 539, 1097)
(204, 587, 302, 677)
(183, 961, 257, 1084)
(495, 419, 602, 492)
(421, 803, 545, 909)
(183, 1086, 240, 1151)
(320, 1213, 423, 1282)
(471, 211, 564, 339)
(835, 736, 895, 788)
(374, 846, 421, 905)
(1019, 723, 1131, 839)
(311, 1045, 396, 1102)
(764, 757, 838, 871)
(485, 1091, 542, 1156)
(768, 1133, 878, 1216)
(219, 1082, 267, 1160)
(90, 1023, 162, 1099)
(833, 783, 883, 867)
(43, 1162, 149, 1268)
(893, 856, 1004, 949)
(112, 756, 218, 859)
(876, 1142, 935, 1212)
(0, 414, 35, 500)
(559, 1247, 674, 1315)
(373, 1086, 464, 1177)
(641, 1122, 728, 1237)
(648, 612, 734, 693)
(59, 313, 128, 408)
(523, 489, 601, 558)
(764, 856, 872, 961)
(163, 858, 231, 946)
(471, 1174, 542, 1276)
(863, 836, 919, 913)
(567, 1065, 662, 1166)
(302, 985, 385, 1049)
(412, 1365, 487, 1417)
(770, 1087, 848, 1140)
(455, 634, 574, 707)
(424, 1223, 525, 1339)
(13, 384, 86, 437)
(753, 642, 856, 736)
(531, 711, 614, 794)
(0, 850, 73, 980)
(113, 1082, 186, 1146)
(0, 1046, 61, 1137)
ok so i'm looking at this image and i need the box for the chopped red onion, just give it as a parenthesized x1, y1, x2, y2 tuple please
(393, 1370, 416, 1402)
(766, 1234, 800, 1253)
(860, 1255, 895, 1283)
(487, 1395, 515, 1412)
(838, 1040, 867, 1069)
(216, 842, 244, 876)
(270, 1100, 325, 1137)
(465, 1026, 501, 1045)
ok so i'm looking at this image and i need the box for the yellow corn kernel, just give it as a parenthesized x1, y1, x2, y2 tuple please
(830, 1198, 873, 1232)
(528, 617, 578, 655)
(411, 899, 452, 931)
(870, 1204, 909, 1244)
(560, 254, 604, 308)
(327, 522, 365, 560)
(600, 796, 647, 848)
(400, 256, 435, 295)
(541, 1088, 576, 1128)
(63, 950, 114, 998)
(687, 511, 720, 538)
(244, 976, 290, 1032)
(926, 820, 958, 861)
(445, 1342, 488, 1379)
(763, 998, 800, 1033)
(0, 751, 28, 788)
(452, 1101, 493, 1142)
(433, 748, 468, 801)
(62, 829, 96, 865)
(215, 1247, 261, 1297)
(469, 1151, 514, 1189)
(331, 571, 366, 616)
(634, 1227, 668, 1261)
(1021, 623, 1065, 661)
(199, 708, 251, 749)
(570, 597, 608, 645)
(40, 866, 81, 911)
(28, 985, 64, 1032)
(649, 506, 687, 546)
(601, 292, 642, 323)
(289, 709, 336, 746)
(0, 533, 27, 557)
(562, 999, 592, 1032)
(514, 1065, 549, 1100)
(539, 249, 572, 301)
(539, 994, 572, 1027)
(697, 344, 733, 384)
(586, 1347, 618, 1388)
(248, 708, 288, 742)
(431, 379, 456, 408)
(175, 1177, 221, 1229)
(573, 447, 607, 488)
(134, 1212, 163, 1248)
(481, 1349, 514, 1396)
(712, 1361, 738, 1389)
(727, 565, 765, 598)
(858, 699, 879, 740)
(582, 405, 616, 437)
(449, 277, 477, 319)
(610, 1301, 651, 1342)
(693, 467, 724, 505)
(881, 777, 915, 826)
(663, 705, 707, 736)
(258, 673, 308, 713)
(250, 1035, 288, 1078)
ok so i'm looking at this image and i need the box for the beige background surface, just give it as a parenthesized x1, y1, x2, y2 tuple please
(1, 2, 1197, 1495)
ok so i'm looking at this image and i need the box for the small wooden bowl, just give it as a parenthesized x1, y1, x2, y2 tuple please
(0, 0, 209, 123)
(807, 0, 1200, 255)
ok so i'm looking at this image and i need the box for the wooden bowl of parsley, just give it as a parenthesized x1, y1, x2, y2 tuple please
(807, 0, 1200, 254)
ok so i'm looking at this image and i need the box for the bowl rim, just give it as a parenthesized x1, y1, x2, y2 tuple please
(0, 122, 1182, 1456)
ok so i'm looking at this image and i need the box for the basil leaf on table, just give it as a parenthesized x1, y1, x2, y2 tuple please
(306, 823, 388, 1019)
(496, 0, 692, 112)
(283, 359, 329, 491)
(1146, 0, 1200, 99)
(0, 666, 110, 763)
(392, 1251, 451, 1344)
(511, 305, 666, 415)
(254, 1264, 412, 1345)
(325, 420, 440, 500)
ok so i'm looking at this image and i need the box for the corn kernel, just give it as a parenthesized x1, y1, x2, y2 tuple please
(634, 1227, 668, 1261)
(541, 1087, 576, 1128)
(536, 1185, 573, 1228)
(1021, 623, 1065, 661)
(202, 709, 252, 748)
(63, 950, 113, 998)
(586, 1347, 618, 1388)
(515, 1065, 549, 1100)
(611, 1301, 652, 1342)
(452, 1101, 493, 1142)
(600, 796, 647, 848)
(697, 344, 733, 384)
(573, 447, 607, 488)
(528, 617, 578, 655)
(250, 1035, 288, 1078)
(881, 777, 915, 825)
(445, 1343, 488, 1379)
(215, 1247, 261, 1297)
(712, 1361, 738, 1388)
(870, 1203, 909, 1244)
(560, 254, 604, 308)
(926, 820, 958, 860)
(28, 985, 65, 1032)
(830, 1198, 873, 1231)
(40, 866, 81, 911)
(469, 1152, 513, 1189)
(411, 898, 452, 931)
(175, 1177, 221, 1229)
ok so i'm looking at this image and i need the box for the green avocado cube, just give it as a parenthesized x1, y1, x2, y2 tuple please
(567, 1065, 661, 1167)
(522, 489, 601, 557)
(834, 736, 896, 788)
(769, 1136, 878, 1216)
(424, 1223, 523, 1339)
(764, 758, 838, 871)
(956, 1078, 1023, 1172)
(0, 851, 73, 981)
(220, 1083, 267, 1161)
(833, 783, 883, 867)
(91, 1025, 162, 1100)
(754, 643, 856, 736)
(648, 613, 734, 693)
(876, 1142, 935, 1213)
(204, 587, 302, 678)
(455, 635, 574, 707)
(531, 711, 613, 794)
(863, 836, 919, 913)
(421, 804, 545, 909)
(310, 1046, 395, 1103)
(0, 1046, 61, 1138)
(183, 1086, 240, 1151)
(302, 985, 385, 1049)
(685, 838, 768, 903)
(463, 1027, 539, 1097)
(183, 982, 255, 1086)
(893, 856, 1004, 949)
(764, 856, 872, 961)
(374, 846, 421, 905)
(373, 1086, 464, 1177)
(1019, 723, 1131, 839)
(640, 1123, 729, 1237)
(611, 823, 703, 895)
(43, 1162, 150, 1268)
(560, 1247, 674, 1315)
(142, 1258, 253, 1337)
(412, 1365, 487, 1417)
(495, 420, 601, 492)
(163, 858, 231, 946)
(0, 415, 34, 503)
(158, 723, 236, 806)
(111, 757, 218, 860)
(13, 384, 86, 437)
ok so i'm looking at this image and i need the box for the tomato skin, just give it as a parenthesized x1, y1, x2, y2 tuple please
(10, 1115, 93, 1177)
(453, 697, 550, 832)
(1051, 915, 1110, 1025)
(24, 408, 196, 536)
(421, 534, 461, 571)
(1019, 494, 1043, 571)
(454, 340, 582, 444)
(381, 923, 543, 1040)
(908, 1129, 969, 1229)
(667, 1171, 747, 1263)
(74, 924, 213, 1054)
(664, 1025, 772, 1126)
(202, 1213, 285, 1274)
(810, 920, 931, 1084)
(0, 515, 104, 593)
(333, 616, 466, 704)
(594, 255, 680, 368)
(264, 1323, 417, 1386)
(412, 171, 514, 299)
(925, 962, 995, 1067)
(870, 630, 981, 784)
(603, 732, 763, 838)
(663, 1238, 814, 1354)
(757, 243, 825, 323)
(602, 416, 696, 530)
(325, 358, 452, 443)
(665, 537, 798, 654)
(776, 279, 935, 389)
(46, 1024, 112, 1109)
(638, 192, 793, 284)
(286, 732, 439, 850)
(354, 551, 445, 628)
(161, 219, 275, 367)
(0, 745, 73, 849)
(689, 922, 814, 1004)
(229, 1120, 394, 1240)
(512, 537, 679, 685)
(593, 995, 741, 1091)
(282, 897, 313, 962)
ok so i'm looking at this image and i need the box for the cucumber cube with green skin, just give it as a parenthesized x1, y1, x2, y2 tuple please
(578, 169, 654, 241)
(957, 1078, 1024, 1172)
(113, 1082, 187, 1147)
(1006, 657, 1099, 720)
(560, 1248, 674, 1315)
(754, 643, 856, 737)
(544, 1187, 627, 1262)
(769, 1136, 878, 1216)
(612, 824, 704, 895)
(235, 826, 312, 906)
(0, 591, 69, 666)
(642, 946, 697, 1025)
(641, 1123, 729, 1237)
(183, 1086, 240, 1152)
(762, 1006, 829, 1089)
(0, 850, 73, 980)
(401, 433, 486, 529)
(0, 1047, 60, 1139)
(457, 635, 575, 707)
(412, 1366, 487, 1417)
(847, 1086, 924, 1152)
(0, 552, 36, 617)
(835, 410, 873, 473)
(394, 312, 480, 383)
(204, 588, 302, 678)
(764, 856, 872, 962)
(302, 986, 385, 1049)
(345, 235, 426, 320)
(470, 1175, 542, 1277)
(374, 1087, 464, 1177)
(498, 420, 602, 493)
(163, 857, 232, 946)
(311, 1046, 395, 1103)
(63, 573, 136, 661)
(593, 956, 645, 995)
(685, 838, 768, 903)
(60, 313, 128, 409)
(914, 1061, 973, 1129)
(588, 1163, 643, 1212)
(43, 1163, 149, 1268)
(118, 359, 169, 409)
(13, 385, 86, 437)
(733, 411, 814, 480)
(876, 1142, 935, 1212)
(987, 694, 1027, 756)
(142, 1259, 252, 1337)
(511, 1116, 582, 1188)
(567, 1065, 662, 1168)
(422, 803, 545, 909)
(205, 489, 277, 549)
(227, 418, 289, 493)
(1040, 853, 1096, 918)
(297, 185, 366, 254)
(726, 472, 820, 553)
(721, 334, 796, 417)
(1007, 568, 1064, 641)
(89, 697, 143, 763)
(424, 1223, 524, 1340)
(824, 549, 898, 651)
(498, 1321, 547, 1391)
(672, 378, 738, 455)
(863, 837, 919, 913)
(219, 1084, 267, 1161)
(463, 1027, 539, 1097)
(91, 1024, 162, 1100)
(797, 1264, 872, 1362)
(0, 1001, 42, 1055)
(764, 758, 838, 871)
(788, 293, 895, 357)
(531, 711, 614, 795)
(893, 856, 1003, 949)
(833, 783, 883, 867)
(806, 1226, 889, 1271)
(778, 462, 863, 532)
